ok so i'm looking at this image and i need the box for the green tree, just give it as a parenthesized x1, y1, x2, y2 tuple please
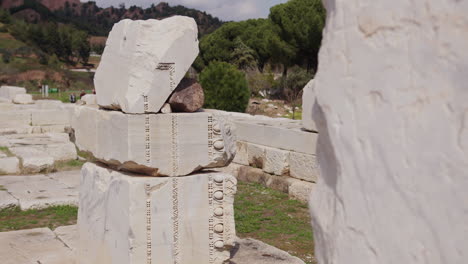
(269, 0, 325, 71)
(230, 37, 257, 71)
(279, 66, 313, 119)
(200, 61, 250, 112)
(2, 50, 11, 63)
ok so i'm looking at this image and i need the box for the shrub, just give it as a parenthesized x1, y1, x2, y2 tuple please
(200, 61, 250, 112)
(1, 51, 11, 63)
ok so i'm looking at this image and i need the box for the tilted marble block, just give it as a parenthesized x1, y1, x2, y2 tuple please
(78, 162, 237, 264)
(95, 16, 199, 114)
(72, 106, 236, 176)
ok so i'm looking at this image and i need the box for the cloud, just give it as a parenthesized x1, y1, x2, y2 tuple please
(89, 0, 288, 21)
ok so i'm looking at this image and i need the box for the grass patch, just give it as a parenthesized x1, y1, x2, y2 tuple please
(0, 205, 78, 232)
(235, 181, 315, 263)
(54, 159, 86, 171)
(0, 146, 14, 157)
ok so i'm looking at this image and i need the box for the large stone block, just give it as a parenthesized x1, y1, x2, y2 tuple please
(309, 1, 468, 264)
(73, 106, 235, 176)
(12, 94, 33, 104)
(0, 111, 31, 128)
(95, 16, 199, 114)
(288, 152, 318, 183)
(31, 109, 71, 126)
(234, 118, 318, 155)
(263, 146, 290, 176)
(78, 163, 237, 264)
(10, 147, 55, 174)
(0, 157, 20, 174)
(233, 141, 249, 166)
(0, 86, 26, 100)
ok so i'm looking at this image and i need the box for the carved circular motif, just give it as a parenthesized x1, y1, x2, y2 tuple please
(214, 191, 224, 200)
(213, 140, 225, 151)
(214, 207, 223, 216)
(214, 174, 224, 183)
(214, 240, 224, 248)
(214, 224, 224, 233)
(213, 124, 221, 133)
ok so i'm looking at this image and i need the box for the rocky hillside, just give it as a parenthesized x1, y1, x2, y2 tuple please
(2, 0, 223, 36)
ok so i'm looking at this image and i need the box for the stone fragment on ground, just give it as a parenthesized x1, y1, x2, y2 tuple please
(80, 94, 96, 105)
(230, 237, 305, 264)
(168, 77, 204, 112)
(0, 227, 76, 264)
(0, 225, 303, 264)
(95, 16, 199, 113)
(73, 106, 235, 176)
(79, 162, 237, 264)
(12, 94, 34, 104)
(0, 171, 79, 210)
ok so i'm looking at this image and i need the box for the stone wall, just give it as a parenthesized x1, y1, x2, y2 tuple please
(209, 110, 319, 203)
(308, 0, 468, 263)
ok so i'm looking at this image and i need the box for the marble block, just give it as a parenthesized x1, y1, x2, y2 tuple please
(78, 163, 237, 264)
(301, 79, 315, 132)
(72, 106, 236, 176)
(0, 86, 26, 100)
(95, 16, 199, 114)
(12, 94, 33, 104)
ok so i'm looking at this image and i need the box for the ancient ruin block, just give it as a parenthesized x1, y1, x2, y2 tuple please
(0, 86, 26, 100)
(168, 78, 204, 112)
(78, 162, 237, 264)
(12, 94, 33, 105)
(95, 17, 199, 114)
(72, 106, 236, 176)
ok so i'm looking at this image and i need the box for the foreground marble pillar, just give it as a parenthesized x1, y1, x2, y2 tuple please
(309, 0, 468, 264)
(78, 162, 237, 264)
(72, 106, 236, 176)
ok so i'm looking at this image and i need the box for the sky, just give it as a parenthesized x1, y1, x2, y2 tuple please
(89, 0, 289, 21)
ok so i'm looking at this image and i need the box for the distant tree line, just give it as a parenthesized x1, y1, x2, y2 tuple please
(0, 8, 90, 64)
(5, 1, 223, 37)
(197, 0, 325, 74)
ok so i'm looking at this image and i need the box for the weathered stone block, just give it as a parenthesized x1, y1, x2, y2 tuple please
(31, 109, 71, 126)
(10, 147, 54, 174)
(81, 94, 97, 105)
(289, 180, 314, 203)
(168, 77, 204, 112)
(263, 147, 289, 176)
(78, 163, 237, 264)
(233, 141, 249, 166)
(0, 86, 26, 100)
(247, 143, 265, 169)
(73, 106, 235, 176)
(12, 94, 33, 104)
(0, 111, 31, 128)
(288, 152, 318, 183)
(234, 118, 318, 155)
(95, 16, 199, 114)
(0, 157, 20, 174)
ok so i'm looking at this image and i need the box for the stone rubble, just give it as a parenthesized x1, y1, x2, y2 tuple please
(168, 77, 205, 112)
(95, 16, 199, 114)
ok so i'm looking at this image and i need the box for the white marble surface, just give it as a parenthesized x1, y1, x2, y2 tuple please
(309, 1, 468, 263)
(95, 16, 199, 114)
